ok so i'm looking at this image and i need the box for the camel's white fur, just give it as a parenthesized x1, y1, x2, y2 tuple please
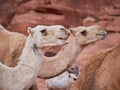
(46, 72, 77, 90)
(0, 28, 43, 90)
(0, 25, 68, 90)
(46, 64, 80, 90)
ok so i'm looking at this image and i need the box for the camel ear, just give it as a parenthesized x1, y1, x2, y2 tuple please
(69, 28, 76, 36)
(27, 27, 34, 36)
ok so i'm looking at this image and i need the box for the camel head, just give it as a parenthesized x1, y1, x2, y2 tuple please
(69, 25, 107, 45)
(68, 64, 79, 77)
(27, 25, 68, 49)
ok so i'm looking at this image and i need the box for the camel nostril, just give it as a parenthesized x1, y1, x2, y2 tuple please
(57, 37, 66, 41)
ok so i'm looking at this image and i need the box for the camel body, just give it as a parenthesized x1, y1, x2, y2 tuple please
(71, 45, 120, 90)
(0, 25, 68, 90)
(0, 25, 26, 67)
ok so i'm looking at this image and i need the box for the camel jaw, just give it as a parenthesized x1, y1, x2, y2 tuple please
(37, 41, 68, 49)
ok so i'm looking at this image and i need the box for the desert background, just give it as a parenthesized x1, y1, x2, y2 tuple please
(0, 0, 120, 90)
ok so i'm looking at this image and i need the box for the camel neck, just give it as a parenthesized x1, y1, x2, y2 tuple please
(0, 36, 42, 90)
(39, 35, 85, 78)
(18, 36, 42, 70)
(55, 35, 83, 59)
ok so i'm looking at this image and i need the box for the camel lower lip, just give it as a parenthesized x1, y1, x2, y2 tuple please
(97, 33, 105, 36)
(97, 34, 105, 39)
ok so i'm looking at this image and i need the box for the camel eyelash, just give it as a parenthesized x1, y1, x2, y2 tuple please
(40, 29, 47, 35)
(80, 30, 87, 36)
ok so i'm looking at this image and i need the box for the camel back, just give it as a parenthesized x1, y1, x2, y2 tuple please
(71, 45, 120, 90)
(0, 28, 26, 67)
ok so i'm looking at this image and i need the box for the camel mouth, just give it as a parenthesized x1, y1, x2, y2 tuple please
(36, 40, 68, 57)
(44, 43, 67, 57)
(44, 46, 61, 57)
(96, 33, 106, 39)
(96, 31, 107, 40)
(43, 37, 68, 57)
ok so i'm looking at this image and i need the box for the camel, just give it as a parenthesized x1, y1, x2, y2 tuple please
(67, 64, 80, 77)
(71, 45, 120, 90)
(39, 25, 107, 79)
(46, 64, 80, 90)
(0, 28, 42, 90)
(46, 71, 77, 90)
(0, 25, 68, 90)
(0, 25, 67, 67)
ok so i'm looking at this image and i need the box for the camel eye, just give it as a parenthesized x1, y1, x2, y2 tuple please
(40, 29, 47, 36)
(80, 30, 87, 36)
(60, 28, 65, 31)
(74, 78, 77, 81)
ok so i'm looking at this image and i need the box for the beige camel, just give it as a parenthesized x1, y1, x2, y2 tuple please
(0, 28, 42, 90)
(39, 25, 107, 78)
(71, 45, 120, 90)
(0, 25, 67, 90)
